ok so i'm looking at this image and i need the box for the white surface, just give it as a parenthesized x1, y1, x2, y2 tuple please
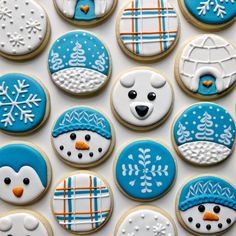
(0, 0, 235, 235)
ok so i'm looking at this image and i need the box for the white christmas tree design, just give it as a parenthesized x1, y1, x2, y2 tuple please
(50, 50, 64, 71)
(92, 53, 106, 72)
(68, 42, 86, 67)
(177, 122, 193, 144)
(218, 125, 233, 146)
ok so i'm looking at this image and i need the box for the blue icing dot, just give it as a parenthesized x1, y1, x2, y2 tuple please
(115, 140, 176, 200)
(0, 73, 47, 133)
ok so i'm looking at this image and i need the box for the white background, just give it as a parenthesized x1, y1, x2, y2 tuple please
(0, 0, 235, 235)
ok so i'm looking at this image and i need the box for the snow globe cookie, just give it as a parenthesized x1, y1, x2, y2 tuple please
(0, 0, 50, 60)
(172, 103, 236, 166)
(0, 142, 51, 205)
(115, 205, 178, 236)
(114, 139, 176, 201)
(0, 73, 50, 135)
(52, 170, 113, 234)
(178, 0, 236, 31)
(111, 68, 174, 130)
(0, 210, 53, 236)
(176, 175, 236, 235)
(53, 0, 117, 26)
(116, 0, 180, 62)
(175, 35, 236, 99)
(51, 106, 115, 168)
(48, 31, 111, 96)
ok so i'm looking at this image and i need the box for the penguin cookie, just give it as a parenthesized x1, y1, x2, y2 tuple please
(0, 142, 51, 205)
(176, 175, 236, 235)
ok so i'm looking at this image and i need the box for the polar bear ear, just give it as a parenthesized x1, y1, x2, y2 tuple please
(150, 74, 166, 88)
(0, 216, 12, 232)
(24, 215, 39, 231)
(120, 74, 135, 88)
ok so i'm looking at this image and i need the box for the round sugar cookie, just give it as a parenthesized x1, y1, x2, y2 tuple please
(0, 142, 52, 205)
(0, 73, 50, 135)
(48, 31, 111, 96)
(115, 205, 178, 236)
(52, 170, 113, 234)
(0, 0, 50, 60)
(114, 139, 176, 201)
(176, 175, 236, 235)
(172, 103, 236, 166)
(175, 34, 236, 99)
(116, 0, 180, 62)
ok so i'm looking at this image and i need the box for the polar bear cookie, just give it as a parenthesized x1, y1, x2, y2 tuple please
(52, 171, 113, 234)
(52, 106, 115, 167)
(0, 0, 50, 60)
(48, 31, 111, 95)
(117, 0, 180, 61)
(0, 143, 51, 205)
(172, 103, 236, 166)
(176, 175, 236, 235)
(175, 35, 236, 99)
(111, 68, 173, 130)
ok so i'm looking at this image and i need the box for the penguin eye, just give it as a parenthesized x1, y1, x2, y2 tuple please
(128, 90, 137, 99)
(4, 177, 11, 185)
(23, 178, 30, 185)
(213, 206, 221, 214)
(70, 133, 76, 140)
(85, 134, 91, 141)
(198, 205, 205, 212)
(147, 92, 156, 101)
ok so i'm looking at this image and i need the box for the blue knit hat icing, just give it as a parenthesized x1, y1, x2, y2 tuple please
(52, 107, 112, 139)
(179, 176, 236, 211)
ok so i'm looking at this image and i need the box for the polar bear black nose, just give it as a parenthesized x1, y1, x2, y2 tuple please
(135, 105, 149, 117)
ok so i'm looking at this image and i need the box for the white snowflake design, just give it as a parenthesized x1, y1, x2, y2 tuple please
(26, 19, 42, 34)
(0, 80, 42, 127)
(153, 222, 167, 236)
(0, 5, 12, 20)
(9, 33, 25, 47)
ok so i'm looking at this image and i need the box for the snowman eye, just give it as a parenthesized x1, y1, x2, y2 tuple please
(85, 134, 91, 141)
(70, 133, 76, 140)
(213, 206, 220, 214)
(198, 205, 205, 212)
(4, 177, 11, 185)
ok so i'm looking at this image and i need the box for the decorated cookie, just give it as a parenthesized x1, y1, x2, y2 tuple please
(0, 73, 50, 135)
(176, 175, 236, 235)
(0, 0, 50, 60)
(51, 106, 115, 167)
(0, 143, 51, 205)
(175, 35, 236, 99)
(52, 170, 113, 234)
(111, 68, 173, 130)
(48, 31, 111, 95)
(114, 139, 176, 201)
(172, 103, 236, 166)
(115, 205, 178, 236)
(116, 0, 180, 61)
(53, 0, 117, 26)
(0, 210, 53, 236)
(178, 0, 236, 31)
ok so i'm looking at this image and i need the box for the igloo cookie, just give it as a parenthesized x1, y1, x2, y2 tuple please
(51, 106, 115, 168)
(52, 170, 113, 234)
(48, 31, 111, 96)
(114, 139, 176, 201)
(53, 0, 117, 26)
(116, 0, 180, 62)
(172, 103, 236, 166)
(178, 0, 236, 31)
(111, 68, 173, 130)
(0, 0, 50, 60)
(0, 73, 50, 135)
(176, 175, 236, 235)
(0, 142, 51, 205)
(175, 35, 236, 99)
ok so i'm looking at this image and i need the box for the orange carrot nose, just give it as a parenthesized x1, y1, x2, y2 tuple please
(75, 141, 90, 150)
(12, 187, 24, 198)
(203, 212, 219, 221)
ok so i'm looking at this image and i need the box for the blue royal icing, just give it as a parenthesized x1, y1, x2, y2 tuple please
(74, 0, 96, 20)
(115, 140, 176, 200)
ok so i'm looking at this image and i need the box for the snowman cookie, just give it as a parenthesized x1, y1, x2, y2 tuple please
(51, 106, 115, 168)
(176, 175, 236, 235)
(0, 142, 51, 205)
(175, 35, 236, 99)
(178, 0, 236, 31)
(52, 170, 113, 234)
(0, 0, 50, 60)
(111, 68, 174, 130)
(115, 205, 178, 236)
(0, 73, 50, 135)
(116, 0, 180, 62)
(114, 139, 176, 201)
(53, 0, 117, 26)
(172, 103, 236, 166)
(0, 210, 53, 236)
(48, 31, 111, 96)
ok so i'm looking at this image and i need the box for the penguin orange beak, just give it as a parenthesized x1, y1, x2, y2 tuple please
(203, 212, 219, 221)
(12, 187, 24, 198)
(75, 141, 90, 150)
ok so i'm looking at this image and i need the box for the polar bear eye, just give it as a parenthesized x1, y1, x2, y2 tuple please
(4, 177, 11, 185)
(147, 92, 156, 101)
(128, 90, 137, 99)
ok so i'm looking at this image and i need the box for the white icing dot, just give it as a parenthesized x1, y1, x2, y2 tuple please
(129, 218, 132, 223)
(135, 226, 139, 231)
(146, 225, 150, 230)
(141, 214, 145, 219)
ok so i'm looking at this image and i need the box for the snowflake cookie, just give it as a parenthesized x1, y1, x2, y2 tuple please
(48, 31, 111, 95)
(115, 205, 177, 236)
(176, 175, 236, 235)
(172, 103, 236, 166)
(0, 73, 50, 134)
(114, 139, 176, 201)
